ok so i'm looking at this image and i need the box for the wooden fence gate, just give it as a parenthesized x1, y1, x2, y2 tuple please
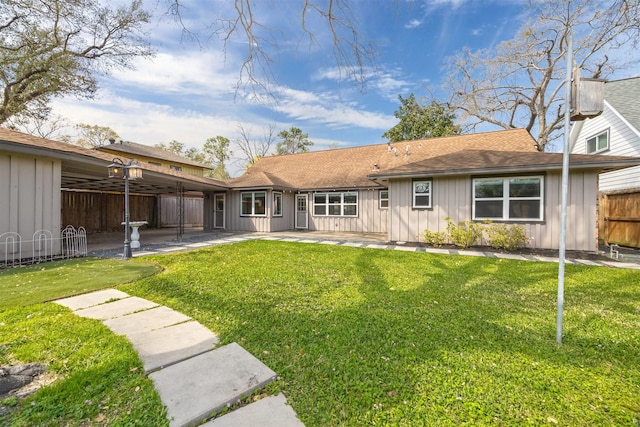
(599, 192, 640, 248)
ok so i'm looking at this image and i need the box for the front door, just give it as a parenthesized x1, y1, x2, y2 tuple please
(214, 193, 225, 229)
(295, 194, 308, 229)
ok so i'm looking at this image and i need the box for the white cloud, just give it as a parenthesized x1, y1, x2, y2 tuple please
(271, 86, 395, 130)
(405, 19, 424, 29)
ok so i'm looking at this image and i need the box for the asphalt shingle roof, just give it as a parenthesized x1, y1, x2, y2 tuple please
(97, 140, 209, 168)
(604, 77, 640, 133)
(226, 128, 539, 190)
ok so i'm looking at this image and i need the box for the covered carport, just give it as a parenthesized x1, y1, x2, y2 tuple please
(0, 128, 228, 263)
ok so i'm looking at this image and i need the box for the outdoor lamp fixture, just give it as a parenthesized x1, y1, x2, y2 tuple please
(107, 158, 142, 259)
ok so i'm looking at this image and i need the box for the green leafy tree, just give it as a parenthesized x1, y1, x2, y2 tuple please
(383, 94, 460, 142)
(74, 124, 119, 149)
(156, 140, 186, 156)
(275, 127, 313, 155)
(0, 0, 153, 125)
(203, 136, 232, 180)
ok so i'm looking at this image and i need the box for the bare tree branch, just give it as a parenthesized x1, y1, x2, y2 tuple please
(443, 0, 640, 151)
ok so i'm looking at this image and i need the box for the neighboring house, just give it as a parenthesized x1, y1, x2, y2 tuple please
(97, 139, 210, 177)
(0, 127, 226, 261)
(570, 76, 640, 248)
(98, 140, 211, 227)
(218, 128, 640, 251)
(570, 76, 640, 191)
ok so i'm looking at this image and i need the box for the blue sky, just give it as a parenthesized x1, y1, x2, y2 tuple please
(47, 0, 631, 176)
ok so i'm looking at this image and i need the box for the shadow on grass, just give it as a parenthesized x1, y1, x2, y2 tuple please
(119, 241, 640, 426)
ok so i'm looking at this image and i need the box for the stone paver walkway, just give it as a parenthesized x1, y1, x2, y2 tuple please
(55, 290, 304, 427)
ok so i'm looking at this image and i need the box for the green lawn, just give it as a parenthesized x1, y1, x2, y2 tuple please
(119, 241, 640, 426)
(1, 241, 639, 426)
(0, 258, 161, 308)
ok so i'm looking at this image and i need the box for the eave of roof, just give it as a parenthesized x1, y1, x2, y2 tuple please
(368, 150, 640, 180)
(97, 140, 210, 169)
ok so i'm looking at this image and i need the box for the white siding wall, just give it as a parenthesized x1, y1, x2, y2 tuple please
(572, 104, 640, 192)
(271, 191, 295, 232)
(387, 172, 599, 251)
(308, 189, 388, 233)
(0, 152, 62, 258)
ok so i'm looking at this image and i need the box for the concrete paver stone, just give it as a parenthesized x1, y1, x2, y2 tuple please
(54, 289, 130, 311)
(73, 297, 158, 320)
(150, 342, 277, 427)
(126, 321, 220, 372)
(204, 393, 304, 427)
(103, 306, 191, 335)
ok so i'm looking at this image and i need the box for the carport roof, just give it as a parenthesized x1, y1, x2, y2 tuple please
(0, 127, 228, 194)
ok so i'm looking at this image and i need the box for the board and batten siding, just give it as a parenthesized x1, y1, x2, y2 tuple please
(387, 171, 598, 251)
(224, 189, 295, 232)
(572, 102, 640, 192)
(0, 152, 62, 258)
(308, 189, 388, 233)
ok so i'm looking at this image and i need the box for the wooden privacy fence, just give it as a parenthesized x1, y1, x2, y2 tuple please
(62, 191, 157, 232)
(599, 191, 640, 248)
(159, 195, 203, 227)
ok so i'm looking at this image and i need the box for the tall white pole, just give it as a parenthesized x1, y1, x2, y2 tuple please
(557, 33, 573, 345)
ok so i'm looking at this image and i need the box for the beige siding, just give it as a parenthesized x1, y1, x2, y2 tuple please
(225, 190, 273, 232)
(271, 192, 295, 232)
(388, 172, 599, 251)
(308, 189, 388, 233)
(0, 152, 62, 258)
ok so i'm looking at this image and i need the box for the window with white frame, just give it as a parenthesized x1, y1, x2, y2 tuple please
(413, 180, 432, 208)
(273, 192, 283, 217)
(313, 192, 358, 216)
(241, 191, 267, 216)
(473, 176, 543, 221)
(586, 129, 609, 154)
(379, 190, 389, 209)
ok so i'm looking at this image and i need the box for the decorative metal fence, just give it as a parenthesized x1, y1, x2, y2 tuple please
(1, 226, 87, 268)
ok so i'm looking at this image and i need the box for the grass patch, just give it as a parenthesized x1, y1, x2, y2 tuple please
(0, 304, 167, 426)
(118, 240, 640, 426)
(0, 258, 161, 308)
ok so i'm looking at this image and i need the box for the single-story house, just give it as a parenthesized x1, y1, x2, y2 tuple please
(3, 126, 639, 259)
(216, 128, 640, 251)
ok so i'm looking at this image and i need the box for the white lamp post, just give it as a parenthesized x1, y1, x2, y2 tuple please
(108, 158, 142, 259)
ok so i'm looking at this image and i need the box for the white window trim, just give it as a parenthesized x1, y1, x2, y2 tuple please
(273, 192, 283, 217)
(412, 180, 432, 209)
(240, 191, 267, 217)
(472, 176, 544, 221)
(379, 190, 389, 209)
(312, 192, 359, 217)
(585, 129, 609, 154)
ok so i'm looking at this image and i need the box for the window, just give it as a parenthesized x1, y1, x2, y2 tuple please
(313, 192, 358, 217)
(240, 191, 266, 216)
(473, 176, 543, 221)
(379, 190, 389, 209)
(413, 180, 432, 208)
(273, 192, 283, 217)
(170, 165, 182, 171)
(586, 129, 609, 153)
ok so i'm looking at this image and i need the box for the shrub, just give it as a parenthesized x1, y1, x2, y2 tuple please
(422, 229, 448, 247)
(485, 223, 529, 250)
(445, 217, 483, 248)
